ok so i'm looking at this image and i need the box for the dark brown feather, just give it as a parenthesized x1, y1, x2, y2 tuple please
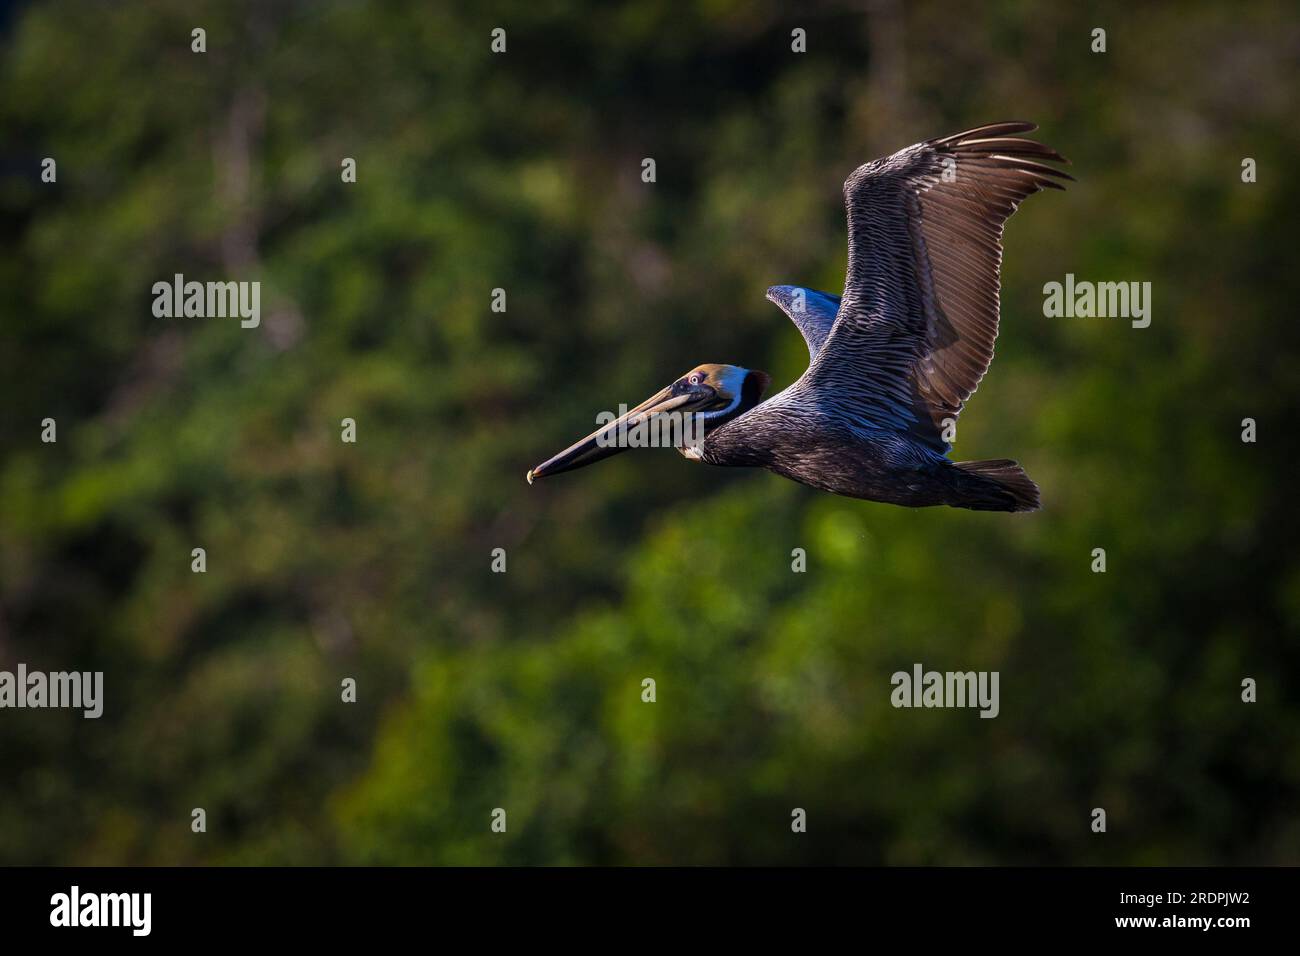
(796, 122, 1071, 452)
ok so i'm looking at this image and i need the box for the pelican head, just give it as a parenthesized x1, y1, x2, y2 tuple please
(526, 363, 770, 483)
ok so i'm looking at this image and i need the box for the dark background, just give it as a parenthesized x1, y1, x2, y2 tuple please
(1, 0, 1297, 865)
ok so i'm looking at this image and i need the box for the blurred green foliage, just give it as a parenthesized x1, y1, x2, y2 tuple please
(1, 0, 1298, 864)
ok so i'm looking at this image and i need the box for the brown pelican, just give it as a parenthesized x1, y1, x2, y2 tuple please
(527, 122, 1071, 511)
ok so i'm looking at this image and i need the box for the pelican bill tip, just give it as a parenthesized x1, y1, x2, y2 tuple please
(526, 468, 535, 485)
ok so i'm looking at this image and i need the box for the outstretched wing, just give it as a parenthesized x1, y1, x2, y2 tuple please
(765, 285, 841, 361)
(801, 121, 1072, 453)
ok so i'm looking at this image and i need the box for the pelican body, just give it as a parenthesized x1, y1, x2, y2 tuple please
(528, 123, 1072, 512)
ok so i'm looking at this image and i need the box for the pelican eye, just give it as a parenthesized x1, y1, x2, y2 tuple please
(688, 373, 704, 386)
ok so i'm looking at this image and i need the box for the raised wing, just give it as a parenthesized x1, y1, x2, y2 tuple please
(802, 121, 1071, 452)
(765, 285, 841, 361)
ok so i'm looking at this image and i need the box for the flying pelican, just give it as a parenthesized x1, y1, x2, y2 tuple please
(527, 122, 1071, 511)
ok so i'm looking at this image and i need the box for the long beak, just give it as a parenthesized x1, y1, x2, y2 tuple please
(527, 383, 711, 484)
